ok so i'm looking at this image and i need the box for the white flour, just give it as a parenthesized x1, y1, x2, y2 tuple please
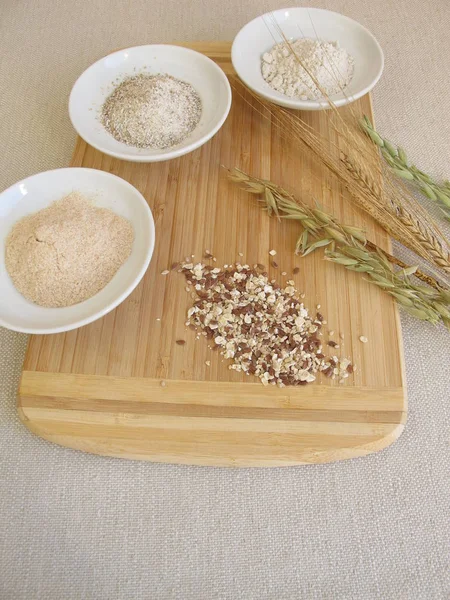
(261, 38, 354, 100)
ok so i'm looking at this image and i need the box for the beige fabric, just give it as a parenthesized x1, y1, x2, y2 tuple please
(1, 1, 449, 598)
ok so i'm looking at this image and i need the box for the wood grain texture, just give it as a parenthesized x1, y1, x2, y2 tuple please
(18, 42, 407, 466)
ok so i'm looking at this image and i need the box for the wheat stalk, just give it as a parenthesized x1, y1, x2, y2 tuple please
(228, 168, 450, 329)
(230, 80, 450, 279)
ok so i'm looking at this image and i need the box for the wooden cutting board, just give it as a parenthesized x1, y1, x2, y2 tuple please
(18, 42, 407, 467)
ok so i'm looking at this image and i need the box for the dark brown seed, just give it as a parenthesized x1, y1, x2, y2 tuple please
(256, 263, 265, 270)
(316, 312, 324, 321)
(271, 261, 278, 268)
(293, 267, 300, 275)
(323, 366, 334, 378)
(327, 341, 337, 347)
(176, 340, 186, 346)
(347, 364, 354, 374)
(204, 252, 213, 259)
(171, 262, 181, 271)
(316, 353, 325, 359)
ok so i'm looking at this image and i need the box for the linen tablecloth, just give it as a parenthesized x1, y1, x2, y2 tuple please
(1, 1, 449, 598)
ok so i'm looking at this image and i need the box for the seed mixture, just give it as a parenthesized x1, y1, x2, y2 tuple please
(101, 73, 202, 149)
(179, 261, 353, 386)
(5, 192, 134, 308)
(261, 38, 354, 100)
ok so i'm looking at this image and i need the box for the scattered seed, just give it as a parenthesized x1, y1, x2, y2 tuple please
(204, 251, 213, 259)
(176, 339, 186, 346)
(329, 330, 335, 336)
(271, 261, 278, 268)
(317, 304, 321, 309)
(205, 360, 211, 367)
(281, 271, 287, 276)
(327, 341, 338, 347)
(178, 260, 354, 387)
(161, 270, 170, 275)
(359, 336, 368, 343)
(269, 249, 277, 256)
(156, 317, 161, 321)
(185, 286, 190, 292)
(160, 380, 166, 387)
(171, 262, 181, 271)
(293, 267, 300, 274)
(339, 332, 345, 340)
(238, 252, 244, 257)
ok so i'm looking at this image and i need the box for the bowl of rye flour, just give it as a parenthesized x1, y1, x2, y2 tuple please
(232, 8, 384, 110)
(0, 168, 154, 333)
(69, 45, 232, 162)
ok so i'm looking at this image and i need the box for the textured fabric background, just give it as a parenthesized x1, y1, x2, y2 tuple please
(1, 1, 449, 598)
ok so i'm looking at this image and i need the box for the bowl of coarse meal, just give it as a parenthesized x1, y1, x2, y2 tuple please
(231, 7, 384, 111)
(0, 168, 155, 334)
(69, 45, 232, 162)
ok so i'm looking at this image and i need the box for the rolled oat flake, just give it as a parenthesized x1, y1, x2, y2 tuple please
(101, 73, 202, 149)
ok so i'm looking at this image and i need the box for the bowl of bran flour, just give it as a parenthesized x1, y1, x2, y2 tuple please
(0, 168, 154, 334)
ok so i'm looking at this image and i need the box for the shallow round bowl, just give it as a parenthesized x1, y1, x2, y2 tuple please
(0, 168, 155, 334)
(232, 7, 384, 111)
(69, 45, 232, 162)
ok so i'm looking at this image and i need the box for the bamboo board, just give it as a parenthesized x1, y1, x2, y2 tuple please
(18, 42, 407, 467)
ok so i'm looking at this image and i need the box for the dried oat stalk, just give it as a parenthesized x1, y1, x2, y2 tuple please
(228, 168, 450, 329)
(361, 116, 450, 222)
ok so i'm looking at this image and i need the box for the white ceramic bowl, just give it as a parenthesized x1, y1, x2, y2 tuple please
(0, 168, 155, 334)
(232, 8, 384, 111)
(69, 45, 232, 162)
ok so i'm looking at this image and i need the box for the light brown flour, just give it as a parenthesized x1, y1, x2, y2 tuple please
(5, 192, 134, 307)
